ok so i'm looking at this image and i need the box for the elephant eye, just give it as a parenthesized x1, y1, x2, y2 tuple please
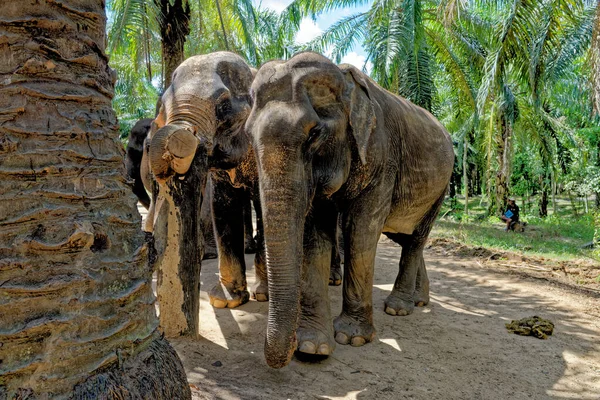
(304, 123, 327, 156)
(216, 96, 232, 120)
(307, 124, 323, 143)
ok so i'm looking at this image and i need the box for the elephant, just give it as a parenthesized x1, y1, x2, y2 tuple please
(141, 52, 267, 333)
(125, 118, 153, 209)
(126, 117, 260, 260)
(245, 52, 454, 368)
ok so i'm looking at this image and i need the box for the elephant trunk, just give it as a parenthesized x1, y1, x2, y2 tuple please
(259, 163, 307, 368)
(148, 125, 200, 183)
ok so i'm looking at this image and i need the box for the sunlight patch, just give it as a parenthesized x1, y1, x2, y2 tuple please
(380, 338, 402, 352)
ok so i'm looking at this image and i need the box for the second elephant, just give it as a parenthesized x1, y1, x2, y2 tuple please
(246, 53, 454, 368)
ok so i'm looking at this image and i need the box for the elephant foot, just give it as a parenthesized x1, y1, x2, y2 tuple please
(329, 267, 342, 286)
(202, 249, 218, 260)
(333, 314, 375, 347)
(414, 278, 430, 307)
(244, 237, 257, 254)
(251, 280, 269, 302)
(384, 292, 415, 316)
(296, 326, 336, 356)
(413, 290, 429, 307)
(209, 282, 249, 309)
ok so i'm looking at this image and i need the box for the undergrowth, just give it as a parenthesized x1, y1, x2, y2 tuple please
(434, 196, 596, 263)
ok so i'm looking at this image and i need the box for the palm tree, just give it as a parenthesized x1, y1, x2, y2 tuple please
(0, 1, 190, 397)
(299, 0, 438, 111)
(156, 0, 192, 90)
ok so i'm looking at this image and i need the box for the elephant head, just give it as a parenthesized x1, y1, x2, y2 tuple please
(143, 52, 254, 336)
(148, 51, 254, 187)
(245, 53, 376, 368)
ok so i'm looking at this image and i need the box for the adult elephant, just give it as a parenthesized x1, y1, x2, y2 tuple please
(245, 52, 454, 368)
(142, 52, 267, 334)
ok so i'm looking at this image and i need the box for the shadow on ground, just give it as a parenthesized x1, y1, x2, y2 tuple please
(167, 241, 600, 400)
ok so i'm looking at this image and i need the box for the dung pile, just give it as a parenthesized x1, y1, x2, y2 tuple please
(505, 316, 555, 339)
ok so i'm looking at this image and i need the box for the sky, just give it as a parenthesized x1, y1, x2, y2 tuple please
(255, 0, 372, 72)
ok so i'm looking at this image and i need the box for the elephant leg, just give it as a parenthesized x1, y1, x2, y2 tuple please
(297, 202, 337, 356)
(251, 197, 268, 301)
(385, 192, 444, 316)
(334, 199, 387, 347)
(201, 177, 217, 260)
(208, 177, 249, 309)
(243, 194, 257, 254)
(414, 254, 429, 307)
(329, 214, 342, 286)
(384, 239, 425, 316)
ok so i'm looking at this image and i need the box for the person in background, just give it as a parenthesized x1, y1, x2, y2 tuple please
(500, 198, 520, 231)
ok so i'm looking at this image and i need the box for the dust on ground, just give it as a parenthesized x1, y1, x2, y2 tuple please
(167, 240, 600, 400)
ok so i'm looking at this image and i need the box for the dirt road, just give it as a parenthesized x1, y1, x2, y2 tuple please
(168, 240, 600, 400)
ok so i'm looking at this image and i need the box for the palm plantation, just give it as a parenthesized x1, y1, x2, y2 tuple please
(107, 0, 599, 223)
(1, 0, 598, 396)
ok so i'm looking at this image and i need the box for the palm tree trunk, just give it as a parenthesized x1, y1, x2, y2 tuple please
(551, 169, 558, 215)
(463, 133, 469, 215)
(157, 0, 191, 90)
(495, 113, 512, 216)
(540, 173, 549, 217)
(0, 1, 190, 397)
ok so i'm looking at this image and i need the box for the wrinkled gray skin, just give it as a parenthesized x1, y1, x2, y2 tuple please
(143, 52, 268, 318)
(246, 52, 454, 368)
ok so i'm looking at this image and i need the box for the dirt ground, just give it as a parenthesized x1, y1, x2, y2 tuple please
(138, 205, 600, 399)
(165, 241, 600, 400)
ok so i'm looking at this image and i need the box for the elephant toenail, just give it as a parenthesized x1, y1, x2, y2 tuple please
(351, 337, 366, 347)
(298, 342, 317, 354)
(255, 293, 268, 302)
(335, 332, 350, 345)
(212, 299, 227, 309)
(385, 306, 397, 316)
(317, 344, 330, 355)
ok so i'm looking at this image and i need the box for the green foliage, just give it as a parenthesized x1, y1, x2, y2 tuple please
(106, 0, 299, 137)
(106, 0, 600, 219)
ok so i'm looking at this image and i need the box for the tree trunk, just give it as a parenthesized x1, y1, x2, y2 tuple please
(551, 170, 558, 216)
(0, 1, 190, 397)
(540, 183, 549, 218)
(495, 114, 512, 216)
(157, 0, 191, 90)
(595, 210, 600, 247)
(463, 133, 469, 215)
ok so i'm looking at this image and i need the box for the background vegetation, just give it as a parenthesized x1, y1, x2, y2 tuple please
(106, 0, 600, 261)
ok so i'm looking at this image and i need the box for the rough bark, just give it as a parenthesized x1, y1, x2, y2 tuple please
(0, 1, 190, 397)
(156, 0, 191, 90)
(495, 113, 512, 216)
(463, 133, 469, 215)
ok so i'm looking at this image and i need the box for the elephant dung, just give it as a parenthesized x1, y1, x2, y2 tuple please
(505, 316, 555, 339)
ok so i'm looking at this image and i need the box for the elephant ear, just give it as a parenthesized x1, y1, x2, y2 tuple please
(340, 64, 376, 165)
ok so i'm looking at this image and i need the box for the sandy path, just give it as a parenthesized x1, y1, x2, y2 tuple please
(166, 241, 600, 400)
